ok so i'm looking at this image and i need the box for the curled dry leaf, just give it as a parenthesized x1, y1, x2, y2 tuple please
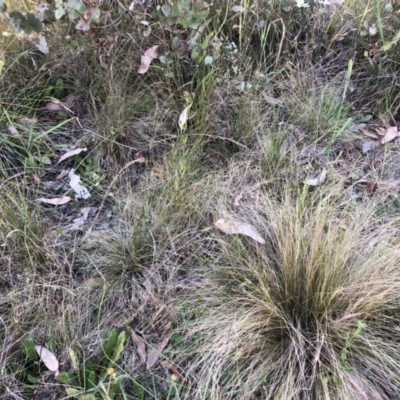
(214, 218, 265, 244)
(375, 127, 386, 136)
(178, 105, 191, 131)
(131, 330, 147, 364)
(360, 128, 378, 139)
(35, 345, 59, 372)
(57, 148, 87, 164)
(305, 168, 327, 186)
(138, 45, 159, 74)
(38, 196, 72, 205)
(56, 169, 69, 180)
(36, 35, 49, 54)
(381, 126, 398, 144)
(146, 335, 171, 370)
(234, 192, 243, 206)
(68, 169, 91, 200)
(161, 361, 185, 381)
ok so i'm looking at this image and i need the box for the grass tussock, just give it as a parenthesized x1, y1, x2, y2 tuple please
(184, 188, 400, 399)
(2, 0, 400, 398)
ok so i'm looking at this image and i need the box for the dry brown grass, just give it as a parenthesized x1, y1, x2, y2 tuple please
(1, 0, 400, 398)
(179, 169, 400, 399)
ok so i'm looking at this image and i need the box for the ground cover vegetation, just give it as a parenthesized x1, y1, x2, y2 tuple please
(1, 0, 400, 399)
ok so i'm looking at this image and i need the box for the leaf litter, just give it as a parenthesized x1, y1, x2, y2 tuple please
(68, 169, 91, 200)
(131, 330, 147, 364)
(214, 218, 265, 244)
(138, 45, 159, 74)
(147, 335, 171, 370)
(57, 147, 87, 164)
(381, 126, 398, 144)
(35, 345, 59, 373)
(38, 196, 72, 205)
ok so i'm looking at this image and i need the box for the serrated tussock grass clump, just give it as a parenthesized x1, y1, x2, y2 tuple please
(187, 193, 400, 399)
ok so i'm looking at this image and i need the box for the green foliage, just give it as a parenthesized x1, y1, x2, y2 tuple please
(2, 8, 42, 35)
(381, 29, 400, 52)
(57, 329, 127, 400)
(11, 340, 49, 400)
(339, 320, 367, 372)
(152, 0, 210, 29)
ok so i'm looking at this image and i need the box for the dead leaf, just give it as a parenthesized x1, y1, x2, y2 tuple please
(33, 155, 51, 165)
(56, 170, 69, 180)
(72, 207, 93, 226)
(161, 361, 185, 381)
(68, 169, 91, 200)
(138, 45, 159, 74)
(36, 35, 49, 54)
(361, 142, 373, 154)
(57, 148, 87, 164)
(360, 128, 378, 139)
(131, 330, 147, 364)
(364, 180, 376, 195)
(234, 192, 243, 206)
(42, 181, 65, 191)
(381, 126, 398, 144)
(134, 156, 146, 163)
(305, 168, 327, 186)
(214, 218, 265, 244)
(45, 102, 62, 111)
(35, 345, 59, 372)
(231, 5, 245, 12)
(146, 335, 170, 370)
(375, 127, 386, 136)
(38, 196, 72, 205)
(355, 141, 373, 154)
(178, 105, 191, 131)
(80, 207, 92, 221)
(7, 124, 18, 135)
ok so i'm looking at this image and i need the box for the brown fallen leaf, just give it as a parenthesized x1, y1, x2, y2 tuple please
(214, 218, 265, 244)
(381, 126, 398, 144)
(375, 127, 386, 136)
(38, 196, 72, 205)
(234, 192, 243, 206)
(161, 360, 185, 381)
(56, 170, 69, 180)
(360, 128, 378, 139)
(57, 148, 87, 164)
(35, 345, 59, 373)
(305, 168, 327, 186)
(131, 330, 147, 364)
(364, 180, 376, 195)
(146, 335, 171, 370)
(138, 45, 159, 74)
